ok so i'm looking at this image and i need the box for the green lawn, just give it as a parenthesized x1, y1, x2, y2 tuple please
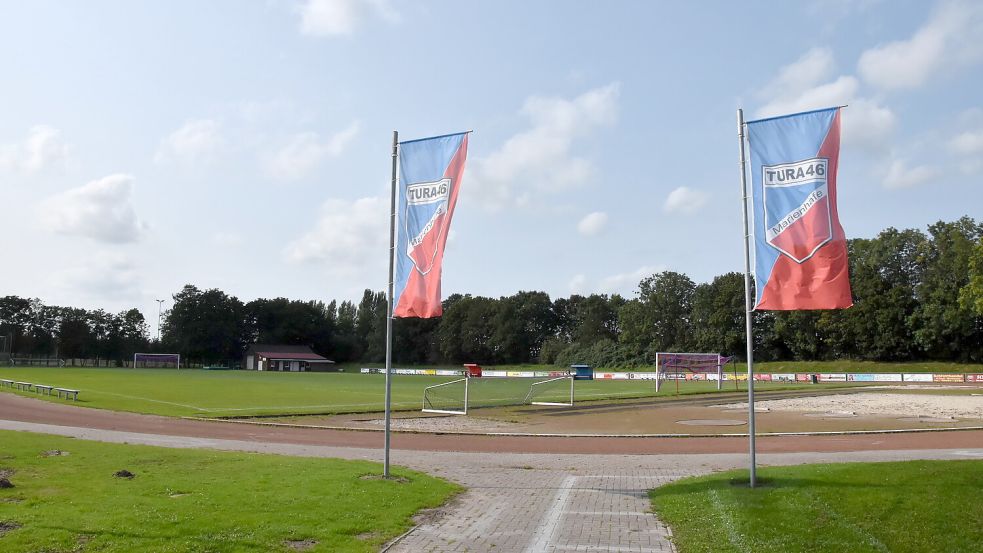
(0, 430, 459, 553)
(650, 460, 983, 553)
(0, 367, 857, 418)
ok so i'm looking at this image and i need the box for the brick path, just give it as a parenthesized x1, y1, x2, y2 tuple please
(392, 457, 703, 553)
(2, 419, 981, 553)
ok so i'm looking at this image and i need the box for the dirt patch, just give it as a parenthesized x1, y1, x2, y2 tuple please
(284, 538, 317, 551)
(0, 478, 13, 489)
(0, 468, 13, 479)
(356, 530, 384, 542)
(717, 392, 983, 420)
(0, 520, 22, 536)
(113, 470, 135, 479)
(359, 474, 409, 483)
(41, 450, 69, 457)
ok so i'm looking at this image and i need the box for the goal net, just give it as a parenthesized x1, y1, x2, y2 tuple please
(655, 352, 733, 392)
(422, 365, 575, 415)
(133, 353, 181, 369)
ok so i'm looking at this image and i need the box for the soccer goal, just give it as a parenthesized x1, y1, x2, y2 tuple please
(133, 353, 181, 369)
(655, 352, 734, 393)
(422, 365, 575, 415)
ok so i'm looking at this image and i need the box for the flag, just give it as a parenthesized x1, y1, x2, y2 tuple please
(393, 132, 469, 318)
(746, 107, 852, 310)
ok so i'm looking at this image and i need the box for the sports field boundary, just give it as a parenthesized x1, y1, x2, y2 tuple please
(189, 415, 983, 439)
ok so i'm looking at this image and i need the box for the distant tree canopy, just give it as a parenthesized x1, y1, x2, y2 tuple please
(2, 216, 981, 365)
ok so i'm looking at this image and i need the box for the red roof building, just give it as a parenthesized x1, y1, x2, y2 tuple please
(243, 344, 335, 372)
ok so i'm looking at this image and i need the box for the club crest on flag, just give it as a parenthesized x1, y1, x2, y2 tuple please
(404, 177, 451, 275)
(762, 157, 832, 263)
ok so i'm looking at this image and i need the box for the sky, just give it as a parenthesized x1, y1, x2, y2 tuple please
(2, 0, 982, 335)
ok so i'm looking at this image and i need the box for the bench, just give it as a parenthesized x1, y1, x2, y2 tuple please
(34, 384, 54, 396)
(0, 379, 13, 387)
(14, 381, 33, 391)
(54, 388, 80, 401)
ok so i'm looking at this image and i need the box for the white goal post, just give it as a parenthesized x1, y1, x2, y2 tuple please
(655, 352, 732, 392)
(524, 376, 575, 406)
(421, 368, 576, 415)
(422, 377, 470, 415)
(133, 353, 182, 369)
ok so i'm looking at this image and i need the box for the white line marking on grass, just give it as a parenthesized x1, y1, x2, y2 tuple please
(211, 401, 421, 412)
(803, 490, 890, 552)
(709, 488, 752, 553)
(525, 475, 576, 553)
(90, 391, 212, 411)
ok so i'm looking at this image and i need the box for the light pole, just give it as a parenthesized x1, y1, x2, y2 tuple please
(156, 299, 165, 342)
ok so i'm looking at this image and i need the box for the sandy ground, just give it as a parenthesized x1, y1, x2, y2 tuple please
(719, 392, 983, 420)
(363, 415, 523, 433)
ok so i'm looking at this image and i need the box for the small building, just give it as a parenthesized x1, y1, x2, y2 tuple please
(243, 344, 335, 372)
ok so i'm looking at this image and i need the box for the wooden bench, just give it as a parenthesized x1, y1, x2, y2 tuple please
(54, 388, 80, 401)
(34, 384, 54, 396)
(14, 381, 33, 391)
(0, 379, 13, 388)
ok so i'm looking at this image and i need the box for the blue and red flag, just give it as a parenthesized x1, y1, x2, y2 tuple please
(746, 107, 852, 310)
(393, 132, 469, 318)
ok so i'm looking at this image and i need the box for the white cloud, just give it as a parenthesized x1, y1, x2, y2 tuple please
(577, 211, 608, 236)
(0, 125, 69, 173)
(568, 265, 665, 296)
(212, 232, 243, 247)
(882, 158, 939, 189)
(41, 174, 146, 243)
(568, 274, 587, 294)
(263, 121, 360, 180)
(858, 1, 983, 90)
(756, 52, 896, 155)
(285, 196, 388, 277)
(760, 47, 836, 102)
(469, 83, 620, 210)
(664, 186, 709, 214)
(51, 251, 141, 300)
(949, 130, 983, 156)
(154, 119, 224, 164)
(297, 0, 398, 37)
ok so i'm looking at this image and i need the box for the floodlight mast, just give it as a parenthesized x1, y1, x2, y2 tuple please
(155, 299, 165, 341)
(737, 108, 757, 488)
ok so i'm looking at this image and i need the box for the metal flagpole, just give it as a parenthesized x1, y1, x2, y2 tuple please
(737, 109, 757, 488)
(384, 130, 398, 478)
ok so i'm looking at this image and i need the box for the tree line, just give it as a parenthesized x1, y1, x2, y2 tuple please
(2, 216, 982, 366)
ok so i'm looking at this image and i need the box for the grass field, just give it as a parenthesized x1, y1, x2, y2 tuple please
(0, 430, 458, 552)
(0, 367, 860, 418)
(650, 460, 983, 553)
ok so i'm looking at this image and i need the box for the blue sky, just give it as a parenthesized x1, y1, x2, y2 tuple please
(2, 0, 982, 334)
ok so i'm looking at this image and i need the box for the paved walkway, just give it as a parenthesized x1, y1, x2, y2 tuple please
(3, 419, 982, 553)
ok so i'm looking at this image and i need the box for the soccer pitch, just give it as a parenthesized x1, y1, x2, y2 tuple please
(0, 367, 827, 418)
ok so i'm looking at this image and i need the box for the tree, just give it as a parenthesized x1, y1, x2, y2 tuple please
(910, 217, 983, 361)
(437, 295, 498, 363)
(162, 285, 248, 362)
(619, 271, 695, 356)
(959, 237, 983, 316)
(489, 291, 556, 363)
(690, 272, 745, 356)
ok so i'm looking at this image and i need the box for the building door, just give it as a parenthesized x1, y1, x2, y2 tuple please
(290, 361, 299, 372)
